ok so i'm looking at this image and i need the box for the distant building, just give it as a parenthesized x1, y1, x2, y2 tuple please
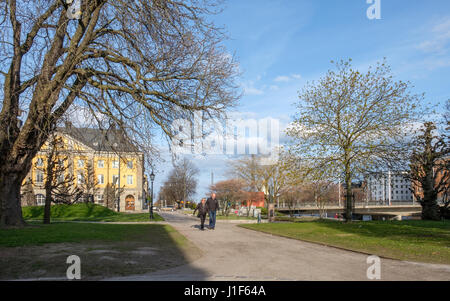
(21, 125, 146, 212)
(366, 171, 414, 203)
(241, 192, 265, 208)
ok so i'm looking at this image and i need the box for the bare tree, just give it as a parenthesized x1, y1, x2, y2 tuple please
(279, 186, 302, 217)
(287, 59, 422, 222)
(77, 160, 98, 203)
(0, 1, 240, 226)
(230, 150, 291, 208)
(210, 179, 246, 216)
(103, 182, 120, 210)
(160, 158, 199, 208)
(409, 122, 449, 220)
(41, 133, 81, 223)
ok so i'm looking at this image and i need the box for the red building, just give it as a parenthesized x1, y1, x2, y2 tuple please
(241, 191, 265, 208)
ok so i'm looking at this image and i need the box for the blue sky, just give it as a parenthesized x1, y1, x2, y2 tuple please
(153, 0, 450, 200)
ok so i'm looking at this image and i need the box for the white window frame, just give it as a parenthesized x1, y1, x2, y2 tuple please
(57, 172, 65, 184)
(97, 174, 104, 185)
(97, 160, 105, 168)
(127, 161, 133, 169)
(78, 159, 85, 168)
(127, 175, 133, 185)
(35, 170, 44, 183)
(36, 194, 45, 206)
(112, 160, 119, 169)
(77, 172, 85, 185)
(36, 158, 44, 167)
(96, 194, 104, 204)
(112, 175, 119, 185)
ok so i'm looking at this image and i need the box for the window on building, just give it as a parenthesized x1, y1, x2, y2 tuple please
(58, 159, 65, 167)
(112, 160, 119, 169)
(77, 172, 85, 185)
(97, 174, 104, 185)
(97, 160, 104, 168)
(96, 194, 104, 204)
(36, 194, 45, 206)
(36, 158, 44, 167)
(112, 175, 119, 185)
(78, 159, 84, 168)
(127, 175, 133, 185)
(35, 170, 44, 183)
(127, 161, 133, 169)
(57, 173, 65, 184)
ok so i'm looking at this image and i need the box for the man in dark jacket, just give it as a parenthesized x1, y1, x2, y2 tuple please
(193, 198, 208, 230)
(206, 193, 219, 230)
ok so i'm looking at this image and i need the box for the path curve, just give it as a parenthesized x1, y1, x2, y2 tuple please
(106, 212, 450, 281)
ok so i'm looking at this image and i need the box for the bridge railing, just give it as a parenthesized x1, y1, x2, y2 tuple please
(276, 200, 423, 209)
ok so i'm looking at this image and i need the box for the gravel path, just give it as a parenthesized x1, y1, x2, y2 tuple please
(106, 212, 450, 281)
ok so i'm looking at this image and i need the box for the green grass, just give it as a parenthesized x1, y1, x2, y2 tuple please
(0, 222, 174, 247)
(240, 220, 450, 264)
(216, 214, 257, 220)
(22, 203, 164, 222)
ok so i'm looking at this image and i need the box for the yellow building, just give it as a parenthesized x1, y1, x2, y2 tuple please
(21, 125, 146, 212)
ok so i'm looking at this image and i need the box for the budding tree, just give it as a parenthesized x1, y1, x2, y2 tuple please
(0, 1, 239, 226)
(287, 59, 422, 222)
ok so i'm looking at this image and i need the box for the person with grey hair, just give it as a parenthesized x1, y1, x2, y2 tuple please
(206, 193, 219, 230)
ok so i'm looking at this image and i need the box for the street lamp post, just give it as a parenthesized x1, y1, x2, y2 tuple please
(117, 154, 121, 212)
(149, 171, 155, 220)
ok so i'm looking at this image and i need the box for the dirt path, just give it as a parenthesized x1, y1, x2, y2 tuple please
(106, 212, 450, 281)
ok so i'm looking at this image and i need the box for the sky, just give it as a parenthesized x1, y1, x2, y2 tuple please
(152, 0, 450, 200)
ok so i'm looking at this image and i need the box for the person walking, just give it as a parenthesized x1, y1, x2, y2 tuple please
(193, 198, 208, 230)
(206, 193, 219, 230)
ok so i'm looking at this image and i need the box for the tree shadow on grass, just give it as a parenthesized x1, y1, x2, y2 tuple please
(0, 223, 208, 280)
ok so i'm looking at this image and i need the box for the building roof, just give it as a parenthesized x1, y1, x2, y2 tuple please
(57, 125, 140, 153)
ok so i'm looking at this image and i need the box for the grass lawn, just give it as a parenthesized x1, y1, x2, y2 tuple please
(240, 220, 450, 264)
(0, 222, 200, 280)
(217, 214, 257, 220)
(22, 203, 164, 222)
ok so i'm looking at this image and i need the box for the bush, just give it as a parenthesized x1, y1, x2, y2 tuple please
(257, 207, 267, 215)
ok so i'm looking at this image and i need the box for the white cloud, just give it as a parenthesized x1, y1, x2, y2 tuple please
(274, 75, 291, 82)
(417, 17, 450, 55)
(242, 82, 264, 95)
(274, 74, 302, 83)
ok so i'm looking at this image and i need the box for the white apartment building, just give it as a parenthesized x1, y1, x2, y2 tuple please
(366, 171, 414, 202)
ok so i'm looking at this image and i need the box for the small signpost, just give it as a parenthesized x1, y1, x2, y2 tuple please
(268, 203, 275, 223)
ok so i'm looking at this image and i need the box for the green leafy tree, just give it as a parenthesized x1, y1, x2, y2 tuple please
(287, 59, 422, 222)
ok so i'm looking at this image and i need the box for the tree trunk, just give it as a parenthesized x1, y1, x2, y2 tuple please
(419, 165, 441, 220)
(421, 183, 440, 220)
(0, 171, 26, 227)
(44, 185, 52, 224)
(344, 167, 353, 222)
(421, 201, 441, 220)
